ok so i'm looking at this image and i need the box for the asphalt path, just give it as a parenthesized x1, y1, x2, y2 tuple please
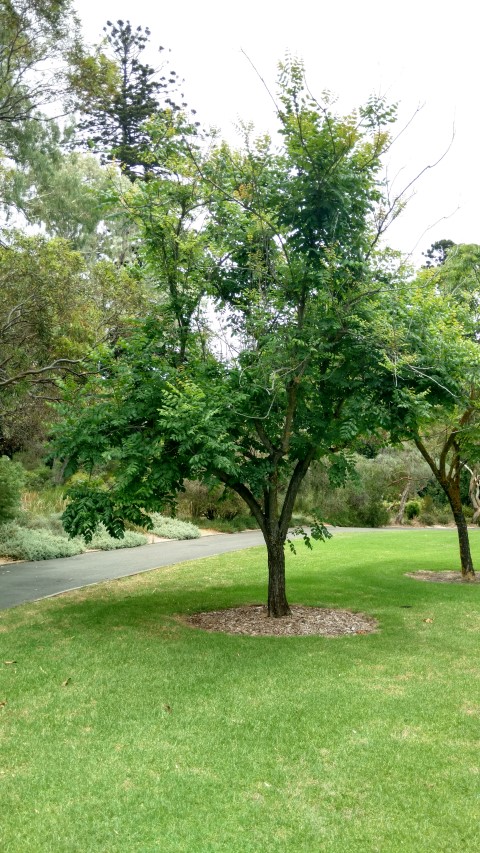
(0, 525, 454, 611)
(0, 531, 269, 611)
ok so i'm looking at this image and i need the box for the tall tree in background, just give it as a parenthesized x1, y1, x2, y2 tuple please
(0, 0, 77, 131)
(0, 0, 81, 232)
(422, 239, 455, 268)
(69, 19, 188, 180)
(0, 232, 149, 454)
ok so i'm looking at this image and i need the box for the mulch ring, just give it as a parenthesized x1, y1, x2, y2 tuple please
(405, 570, 480, 584)
(180, 604, 378, 637)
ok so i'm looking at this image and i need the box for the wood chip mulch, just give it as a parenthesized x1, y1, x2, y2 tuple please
(405, 570, 480, 584)
(181, 604, 378, 637)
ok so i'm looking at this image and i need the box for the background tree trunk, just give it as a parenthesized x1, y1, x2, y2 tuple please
(414, 437, 475, 580)
(394, 479, 411, 525)
(469, 471, 480, 523)
(448, 494, 475, 579)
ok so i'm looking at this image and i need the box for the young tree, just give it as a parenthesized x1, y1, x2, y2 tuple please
(57, 63, 403, 616)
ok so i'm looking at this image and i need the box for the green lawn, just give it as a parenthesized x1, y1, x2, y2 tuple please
(1, 530, 479, 852)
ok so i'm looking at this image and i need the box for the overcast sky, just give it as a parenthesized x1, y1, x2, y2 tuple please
(74, 0, 479, 263)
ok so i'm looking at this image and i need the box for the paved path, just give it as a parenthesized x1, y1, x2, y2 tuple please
(0, 526, 457, 611)
(0, 531, 268, 611)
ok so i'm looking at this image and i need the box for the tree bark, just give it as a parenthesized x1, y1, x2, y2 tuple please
(266, 530, 290, 617)
(414, 437, 475, 580)
(448, 495, 476, 580)
(469, 471, 480, 523)
(216, 452, 316, 616)
(394, 479, 411, 525)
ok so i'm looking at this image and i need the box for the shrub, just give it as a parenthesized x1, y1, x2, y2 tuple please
(177, 481, 246, 521)
(87, 524, 147, 550)
(416, 495, 451, 526)
(193, 514, 259, 533)
(405, 500, 421, 520)
(436, 510, 452, 525)
(295, 458, 390, 528)
(0, 523, 84, 561)
(149, 514, 200, 540)
(23, 466, 55, 491)
(15, 510, 69, 536)
(418, 512, 435, 526)
(0, 456, 25, 523)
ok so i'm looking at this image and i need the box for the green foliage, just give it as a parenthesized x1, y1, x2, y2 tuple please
(176, 481, 246, 521)
(20, 487, 67, 516)
(149, 514, 200, 540)
(0, 521, 84, 560)
(0, 1, 80, 233)
(0, 515, 148, 559)
(23, 466, 55, 492)
(422, 239, 455, 268)
(87, 523, 147, 550)
(0, 231, 150, 455)
(379, 244, 480, 570)
(192, 514, 260, 533)
(69, 20, 189, 180)
(297, 457, 391, 528)
(54, 61, 411, 611)
(0, 0, 77, 135)
(18, 511, 66, 535)
(405, 499, 421, 520)
(287, 516, 332, 554)
(0, 455, 25, 523)
(62, 483, 152, 543)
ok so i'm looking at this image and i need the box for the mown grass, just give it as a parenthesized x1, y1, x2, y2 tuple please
(1, 529, 479, 852)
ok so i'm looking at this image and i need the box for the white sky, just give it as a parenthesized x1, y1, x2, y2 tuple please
(74, 0, 480, 263)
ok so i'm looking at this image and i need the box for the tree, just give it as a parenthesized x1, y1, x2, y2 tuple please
(0, 232, 149, 454)
(69, 19, 188, 180)
(380, 244, 480, 578)
(0, 1, 83, 234)
(57, 62, 404, 616)
(378, 445, 432, 524)
(422, 239, 455, 268)
(0, 0, 77, 131)
(0, 454, 24, 522)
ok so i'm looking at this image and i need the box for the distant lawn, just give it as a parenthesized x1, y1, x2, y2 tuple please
(1, 530, 480, 853)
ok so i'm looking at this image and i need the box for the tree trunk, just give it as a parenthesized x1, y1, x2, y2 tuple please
(413, 437, 475, 580)
(394, 479, 411, 525)
(469, 471, 480, 523)
(449, 498, 475, 580)
(266, 532, 290, 617)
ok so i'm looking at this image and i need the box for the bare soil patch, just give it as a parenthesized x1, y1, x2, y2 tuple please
(406, 570, 480, 584)
(181, 604, 378, 637)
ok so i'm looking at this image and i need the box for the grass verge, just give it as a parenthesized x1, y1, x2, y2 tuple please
(1, 529, 479, 852)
